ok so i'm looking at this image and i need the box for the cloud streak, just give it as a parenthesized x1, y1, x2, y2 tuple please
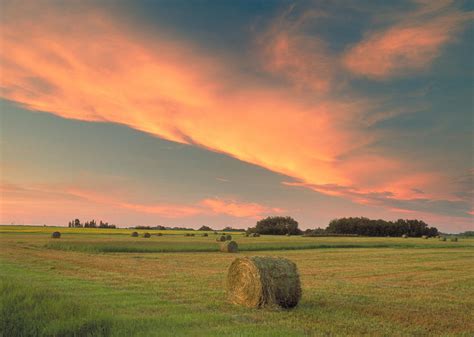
(0, 0, 471, 224)
(343, 0, 472, 79)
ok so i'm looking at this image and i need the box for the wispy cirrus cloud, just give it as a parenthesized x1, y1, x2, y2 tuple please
(343, 0, 473, 79)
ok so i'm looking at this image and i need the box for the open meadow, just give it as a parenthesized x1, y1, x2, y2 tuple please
(1, 226, 473, 337)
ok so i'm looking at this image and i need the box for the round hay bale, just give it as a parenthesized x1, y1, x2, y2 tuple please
(227, 256, 301, 309)
(451, 237, 458, 242)
(202, 233, 209, 237)
(225, 234, 232, 241)
(157, 233, 163, 236)
(421, 235, 428, 239)
(402, 234, 408, 238)
(245, 233, 249, 237)
(131, 232, 139, 237)
(216, 235, 226, 242)
(439, 237, 447, 241)
(51, 231, 61, 239)
(143, 232, 151, 238)
(220, 241, 238, 253)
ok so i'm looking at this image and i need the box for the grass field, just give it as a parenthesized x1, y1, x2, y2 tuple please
(1, 226, 473, 337)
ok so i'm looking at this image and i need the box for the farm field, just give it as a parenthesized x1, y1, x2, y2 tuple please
(1, 227, 473, 337)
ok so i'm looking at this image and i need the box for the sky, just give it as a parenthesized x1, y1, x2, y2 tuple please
(0, 0, 473, 232)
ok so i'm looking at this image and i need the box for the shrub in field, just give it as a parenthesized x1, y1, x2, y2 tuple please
(439, 237, 447, 241)
(51, 231, 61, 239)
(216, 235, 226, 242)
(225, 234, 232, 241)
(451, 237, 458, 242)
(202, 233, 209, 237)
(131, 232, 139, 237)
(143, 232, 151, 238)
(227, 256, 301, 308)
(219, 241, 238, 253)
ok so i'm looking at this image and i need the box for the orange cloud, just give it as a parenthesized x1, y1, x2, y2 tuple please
(0, 1, 464, 217)
(257, 6, 336, 93)
(343, 1, 472, 79)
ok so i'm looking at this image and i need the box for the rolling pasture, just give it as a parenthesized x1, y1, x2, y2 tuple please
(1, 226, 473, 337)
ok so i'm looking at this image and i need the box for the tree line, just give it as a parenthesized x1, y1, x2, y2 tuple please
(67, 219, 116, 228)
(324, 217, 438, 237)
(246, 216, 439, 237)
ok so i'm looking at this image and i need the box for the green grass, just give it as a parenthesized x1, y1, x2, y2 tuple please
(1, 227, 473, 336)
(0, 277, 113, 337)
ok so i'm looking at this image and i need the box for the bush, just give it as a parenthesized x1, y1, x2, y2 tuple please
(250, 216, 301, 235)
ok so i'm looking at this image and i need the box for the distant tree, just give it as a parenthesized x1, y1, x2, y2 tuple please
(199, 225, 212, 231)
(250, 216, 301, 235)
(326, 217, 438, 237)
(73, 219, 82, 228)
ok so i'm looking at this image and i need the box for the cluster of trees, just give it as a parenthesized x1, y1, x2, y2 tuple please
(67, 219, 116, 229)
(247, 216, 302, 235)
(325, 217, 438, 237)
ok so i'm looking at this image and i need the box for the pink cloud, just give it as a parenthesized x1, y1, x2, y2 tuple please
(200, 198, 284, 219)
(0, 182, 281, 224)
(343, 2, 472, 79)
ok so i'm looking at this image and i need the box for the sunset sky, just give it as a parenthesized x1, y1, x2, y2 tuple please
(0, 0, 472, 232)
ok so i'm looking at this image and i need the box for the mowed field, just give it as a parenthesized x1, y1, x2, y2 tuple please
(1, 226, 473, 337)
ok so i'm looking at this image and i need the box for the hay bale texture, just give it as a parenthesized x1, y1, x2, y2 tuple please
(216, 235, 226, 242)
(220, 241, 238, 253)
(143, 232, 151, 238)
(51, 231, 61, 239)
(131, 232, 139, 237)
(227, 256, 301, 309)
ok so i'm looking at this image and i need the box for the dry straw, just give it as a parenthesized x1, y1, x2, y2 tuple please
(227, 256, 301, 309)
(51, 231, 61, 239)
(220, 241, 238, 253)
